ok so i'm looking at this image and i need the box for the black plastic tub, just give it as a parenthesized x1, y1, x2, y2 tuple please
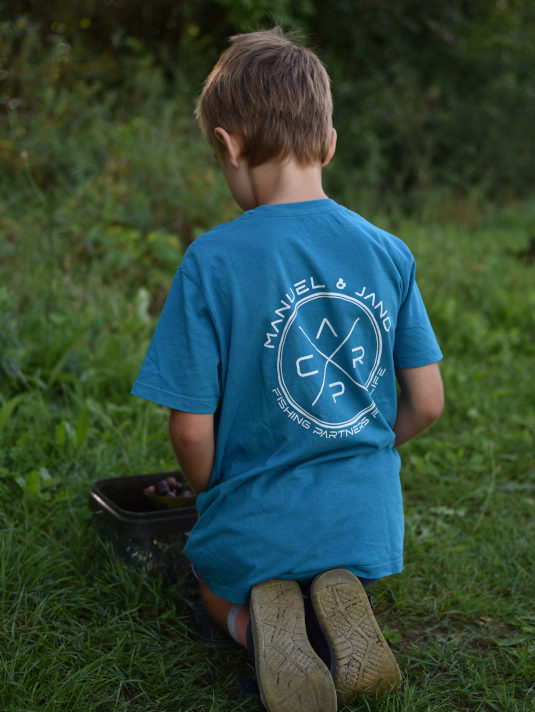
(89, 470, 197, 582)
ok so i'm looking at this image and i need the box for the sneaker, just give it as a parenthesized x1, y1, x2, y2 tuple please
(249, 579, 337, 712)
(310, 568, 401, 705)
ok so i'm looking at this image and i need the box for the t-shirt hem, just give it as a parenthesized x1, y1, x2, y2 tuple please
(395, 350, 443, 370)
(190, 558, 403, 604)
(130, 382, 217, 413)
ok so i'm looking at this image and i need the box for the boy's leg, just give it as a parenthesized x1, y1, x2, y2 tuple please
(199, 580, 250, 646)
(310, 569, 401, 706)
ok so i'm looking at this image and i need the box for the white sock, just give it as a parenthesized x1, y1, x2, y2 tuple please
(227, 603, 245, 644)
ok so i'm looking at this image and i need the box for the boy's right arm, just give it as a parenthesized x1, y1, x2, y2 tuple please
(168, 409, 215, 494)
(393, 363, 444, 448)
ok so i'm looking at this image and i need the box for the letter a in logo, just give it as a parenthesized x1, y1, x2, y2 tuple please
(316, 318, 338, 340)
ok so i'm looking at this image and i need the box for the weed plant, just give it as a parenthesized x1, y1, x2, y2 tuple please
(1, 18, 535, 710)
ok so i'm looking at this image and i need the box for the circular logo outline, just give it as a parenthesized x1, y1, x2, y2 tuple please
(276, 292, 382, 429)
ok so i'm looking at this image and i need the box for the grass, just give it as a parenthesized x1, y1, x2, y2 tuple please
(2, 16, 534, 709)
(1, 152, 535, 711)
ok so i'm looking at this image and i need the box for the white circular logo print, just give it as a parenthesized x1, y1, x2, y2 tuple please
(277, 293, 382, 429)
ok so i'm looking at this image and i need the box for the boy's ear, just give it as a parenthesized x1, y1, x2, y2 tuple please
(214, 127, 243, 168)
(322, 128, 337, 167)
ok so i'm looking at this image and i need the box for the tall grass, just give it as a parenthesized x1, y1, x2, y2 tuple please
(2, 187, 534, 709)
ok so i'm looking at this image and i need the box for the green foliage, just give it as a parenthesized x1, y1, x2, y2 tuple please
(1, 186, 535, 707)
(1, 14, 236, 252)
(2, 2, 534, 212)
(1, 5, 534, 709)
(316, 0, 535, 208)
(0, 287, 23, 385)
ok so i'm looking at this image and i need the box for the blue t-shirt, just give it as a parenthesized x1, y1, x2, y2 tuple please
(132, 199, 442, 602)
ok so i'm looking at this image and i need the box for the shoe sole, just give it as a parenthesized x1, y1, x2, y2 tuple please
(250, 579, 337, 712)
(311, 569, 401, 705)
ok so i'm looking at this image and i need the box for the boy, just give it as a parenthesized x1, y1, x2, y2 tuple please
(132, 28, 444, 712)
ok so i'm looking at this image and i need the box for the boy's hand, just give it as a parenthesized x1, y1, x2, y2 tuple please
(168, 410, 215, 493)
(394, 363, 444, 447)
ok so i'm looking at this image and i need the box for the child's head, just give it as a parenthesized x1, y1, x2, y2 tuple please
(196, 28, 333, 168)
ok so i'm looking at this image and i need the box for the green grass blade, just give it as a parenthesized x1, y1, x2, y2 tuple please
(0, 393, 27, 431)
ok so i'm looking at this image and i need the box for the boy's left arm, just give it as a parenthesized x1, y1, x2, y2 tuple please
(393, 363, 444, 448)
(169, 410, 215, 493)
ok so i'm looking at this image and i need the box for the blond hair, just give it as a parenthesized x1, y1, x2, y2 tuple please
(196, 28, 333, 167)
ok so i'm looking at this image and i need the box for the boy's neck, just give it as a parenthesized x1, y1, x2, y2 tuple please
(215, 126, 336, 211)
(249, 159, 328, 207)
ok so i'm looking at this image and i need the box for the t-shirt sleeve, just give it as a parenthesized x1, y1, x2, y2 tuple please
(130, 267, 221, 413)
(393, 261, 443, 369)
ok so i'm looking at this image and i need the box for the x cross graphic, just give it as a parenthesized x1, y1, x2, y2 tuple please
(298, 319, 367, 406)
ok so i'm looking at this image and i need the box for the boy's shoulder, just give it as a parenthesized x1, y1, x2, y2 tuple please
(331, 202, 417, 269)
(189, 210, 251, 246)
(191, 200, 405, 240)
(183, 200, 415, 273)
(181, 212, 249, 266)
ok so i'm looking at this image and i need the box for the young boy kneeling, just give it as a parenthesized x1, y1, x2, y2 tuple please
(132, 28, 444, 712)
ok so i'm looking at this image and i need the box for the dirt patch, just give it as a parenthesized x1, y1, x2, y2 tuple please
(390, 616, 520, 652)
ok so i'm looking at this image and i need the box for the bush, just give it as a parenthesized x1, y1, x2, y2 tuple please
(2, 3, 534, 219)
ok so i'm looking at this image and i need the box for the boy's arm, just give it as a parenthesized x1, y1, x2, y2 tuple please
(394, 363, 444, 448)
(168, 410, 215, 493)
